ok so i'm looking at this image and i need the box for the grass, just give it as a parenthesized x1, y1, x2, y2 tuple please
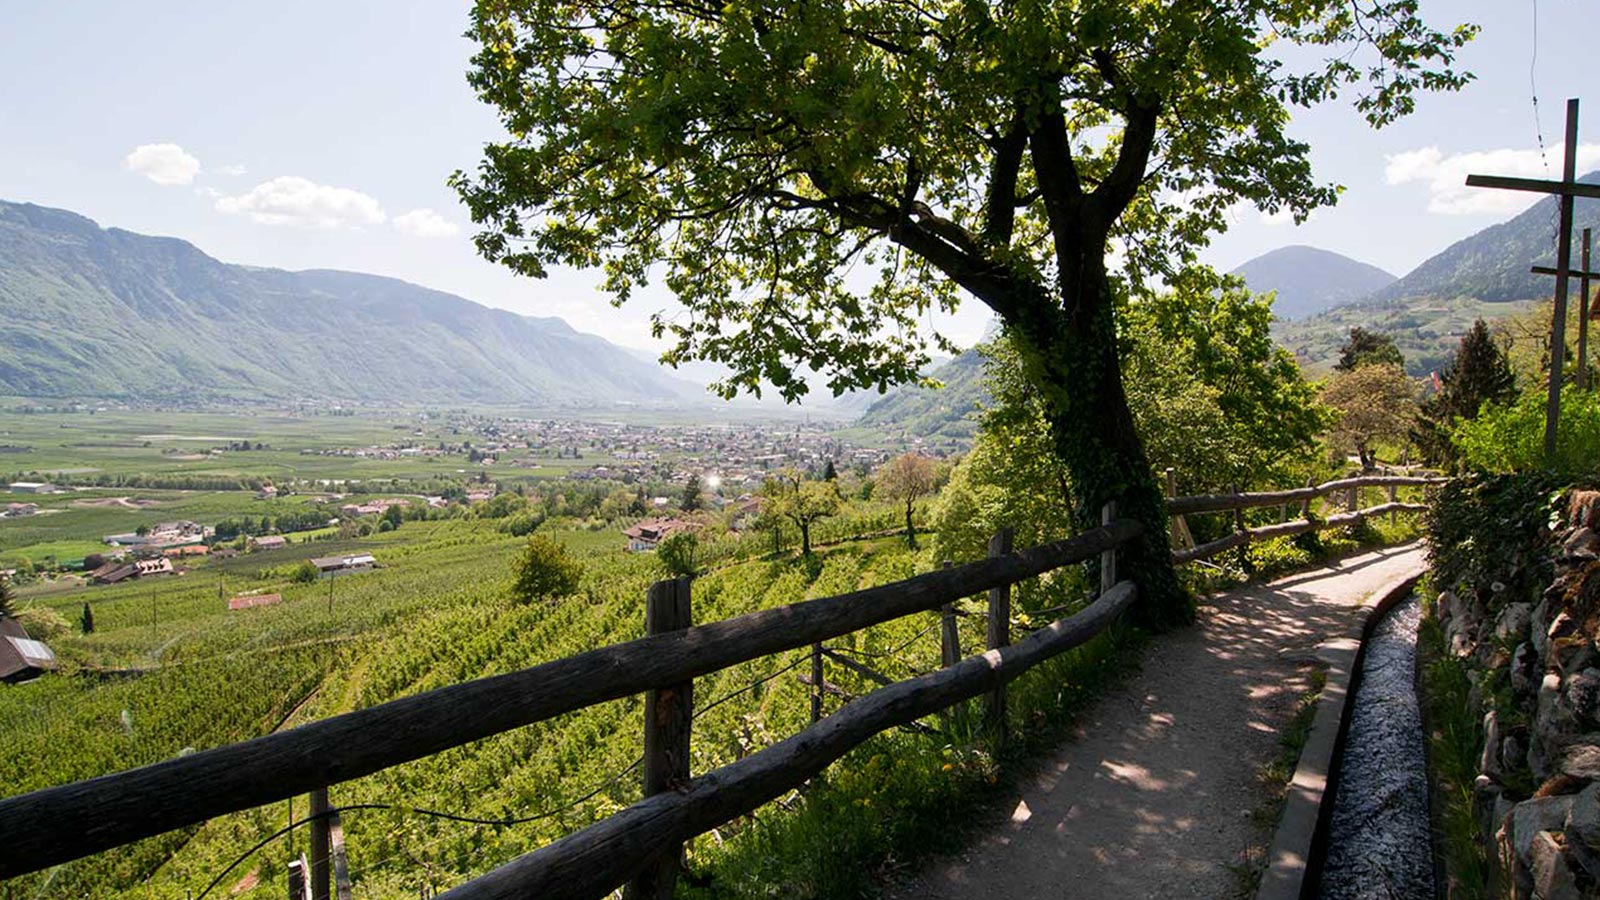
(1417, 584, 1492, 900)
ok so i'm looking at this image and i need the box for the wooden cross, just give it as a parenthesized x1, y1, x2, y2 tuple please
(1531, 226, 1598, 391)
(1467, 97, 1600, 457)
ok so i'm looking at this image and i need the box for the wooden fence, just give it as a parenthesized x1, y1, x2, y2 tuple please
(1164, 473, 1442, 565)
(0, 476, 1440, 899)
(0, 510, 1142, 900)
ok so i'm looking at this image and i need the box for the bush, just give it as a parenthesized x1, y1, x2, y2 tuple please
(511, 534, 584, 604)
(16, 606, 71, 642)
(1453, 386, 1600, 478)
(656, 532, 699, 578)
(290, 561, 320, 584)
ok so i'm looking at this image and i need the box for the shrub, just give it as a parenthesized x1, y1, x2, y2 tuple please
(511, 534, 584, 604)
(656, 531, 699, 578)
(16, 606, 70, 642)
(1452, 386, 1600, 478)
(290, 561, 319, 584)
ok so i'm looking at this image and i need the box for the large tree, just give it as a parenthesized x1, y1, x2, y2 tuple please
(454, 0, 1474, 626)
(1414, 318, 1516, 465)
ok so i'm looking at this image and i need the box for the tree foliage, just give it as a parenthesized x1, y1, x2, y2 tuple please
(1322, 363, 1418, 469)
(455, 0, 1474, 627)
(0, 575, 15, 619)
(1335, 326, 1404, 372)
(761, 470, 841, 556)
(876, 453, 938, 549)
(656, 531, 700, 578)
(511, 534, 585, 603)
(680, 474, 703, 512)
(1414, 318, 1517, 465)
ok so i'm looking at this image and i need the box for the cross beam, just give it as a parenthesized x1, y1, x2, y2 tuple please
(1465, 97, 1586, 457)
(1464, 175, 1600, 200)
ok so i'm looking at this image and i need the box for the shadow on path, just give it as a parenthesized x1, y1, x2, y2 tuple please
(885, 544, 1428, 900)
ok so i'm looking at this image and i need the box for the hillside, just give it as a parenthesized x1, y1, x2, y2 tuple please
(857, 346, 988, 439)
(1276, 175, 1600, 375)
(1368, 171, 1600, 304)
(0, 200, 702, 406)
(1229, 245, 1396, 320)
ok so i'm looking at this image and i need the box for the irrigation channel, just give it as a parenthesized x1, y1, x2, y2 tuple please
(1316, 595, 1434, 899)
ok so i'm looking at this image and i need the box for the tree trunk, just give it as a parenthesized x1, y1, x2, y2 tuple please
(904, 498, 917, 550)
(1003, 246, 1190, 629)
(799, 521, 812, 556)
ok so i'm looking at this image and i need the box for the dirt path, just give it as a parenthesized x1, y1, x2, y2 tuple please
(887, 543, 1428, 900)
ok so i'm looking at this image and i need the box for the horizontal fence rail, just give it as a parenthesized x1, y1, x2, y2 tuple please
(1172, 502, 1427, 564)
(1167, 474, 1442, 566)
(0, 518, 1142, 879)
(1167, 475, 1444, 517)
(437, 582, 1139, 900)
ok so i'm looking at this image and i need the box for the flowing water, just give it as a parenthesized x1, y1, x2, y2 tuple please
(1318, 596, 1435, 900)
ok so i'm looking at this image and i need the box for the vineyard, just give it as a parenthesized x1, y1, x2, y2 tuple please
(4, 496, 1129, 899)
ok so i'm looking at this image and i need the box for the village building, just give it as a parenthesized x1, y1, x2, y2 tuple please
(7, 482, 59, 494)
(622, 518, 699, 552)
(0, 616, 58, 683)
(310, 553, 376, 578)
(256, 484, 278, 500)
(3, 502, 39, 517)
(248, 535, 288, 552)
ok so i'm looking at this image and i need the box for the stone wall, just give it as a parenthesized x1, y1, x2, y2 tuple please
(1435, 488, 1600, 899)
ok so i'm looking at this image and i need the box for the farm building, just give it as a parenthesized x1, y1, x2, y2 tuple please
(249, 535, 288, 552)
(623, 518, 699, 552)
(6, 482, 59, 494)
(90, 556, 175, 585)
(310, 554, 376, 578)
(3, 502, 39, 517)
(0, 617, 58, 683)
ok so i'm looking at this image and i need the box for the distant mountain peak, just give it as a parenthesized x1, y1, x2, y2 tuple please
(1229, 246, 1396, 320)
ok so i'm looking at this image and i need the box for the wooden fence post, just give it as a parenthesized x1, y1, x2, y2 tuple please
(288, 854, 311, 900)
(1231, 484, 1250, 572)
(939, 561, 959, 668)
(624, 577, 693, 900)
(809, 641, 823, 724)
(1301, 476, 1314, 520)
(1100, 503, 1117, 595)
(328, 810, 352, 900)
(1165, 468, 1193, 550)
(985, 528, 1013, 746)
(1387, 483, 1398, 525)
(309, 788, 330, 900)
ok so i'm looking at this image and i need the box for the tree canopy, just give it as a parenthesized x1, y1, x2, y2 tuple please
(456, 0, 1472, 400)
(1335, 326, 1404, 372)
(1322, 362, 1417, 470)
(876, 452, 939, 548)
(455, 0, 1474, 626)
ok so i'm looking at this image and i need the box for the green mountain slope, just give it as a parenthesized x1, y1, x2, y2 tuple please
(857, 347, 987, 438)
(0, 200, 701, 406)
(1229, 245, 1396, 320)
(1368, 171, 1600, 304)
(1275, 174, 1600, 375)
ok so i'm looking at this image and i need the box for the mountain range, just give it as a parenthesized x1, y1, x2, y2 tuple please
(0, 200, 702, 406)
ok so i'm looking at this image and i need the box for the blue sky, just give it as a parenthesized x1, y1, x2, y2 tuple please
(0, 0, 1595, 357)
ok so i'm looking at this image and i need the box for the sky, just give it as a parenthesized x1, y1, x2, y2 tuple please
(0, 0, 1595, 360)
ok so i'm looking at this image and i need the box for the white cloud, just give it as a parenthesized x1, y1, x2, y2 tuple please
(125, 143, 202, 186)
(218, 164, 248, 176)
(1385, 144, 1600, 215)
(392, 208, 461, 238)
(215, 176, 386, 229)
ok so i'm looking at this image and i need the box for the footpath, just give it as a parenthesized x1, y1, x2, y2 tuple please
(888, 544, 1428, 899)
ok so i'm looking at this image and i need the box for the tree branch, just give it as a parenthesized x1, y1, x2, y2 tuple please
(982, 111, 1028, 248)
